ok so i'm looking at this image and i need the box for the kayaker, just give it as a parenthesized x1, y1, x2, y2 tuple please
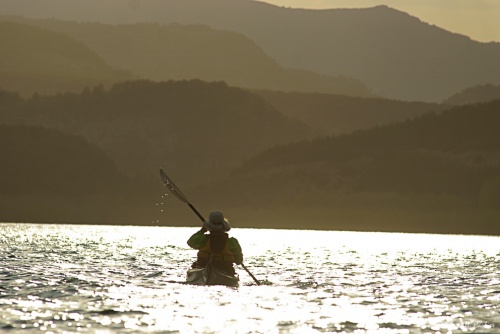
(187, 210, 243, 276)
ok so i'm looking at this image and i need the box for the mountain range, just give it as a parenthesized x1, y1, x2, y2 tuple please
(0, 124, 127, 223)
(1, 0, 500, 101)
(0, 21, 130, 96)
(0, 17, 371, 97)
(1, 81, 499, 233)
(191, 99, 500, 234)
(0, 80, 312, 189)
(253, 90, 445, 135)
(0, 0, 499, 234)
(443, 84, 500, 105)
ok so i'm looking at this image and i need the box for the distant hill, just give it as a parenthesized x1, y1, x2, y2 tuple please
(0, 21, 130, 96)
(0, 124, 122, 196)
(191, 100, 500, 234)
(254, 90, 446, 135)
(0, 124, 129, 223)
(443, 84, 500, 105)
(0, 80, 313, 189)
(1, 81, 498, 233)
(2, 0, 500, 101)
(0, 17, 372, 97)
(0, 89, 23, 108)
(242, 100, 500, 169)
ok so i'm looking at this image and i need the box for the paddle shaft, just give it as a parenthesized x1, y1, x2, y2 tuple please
(160, 168, 261, 285)
(188, 203, 205, 223)
(241, 263, 260, 286)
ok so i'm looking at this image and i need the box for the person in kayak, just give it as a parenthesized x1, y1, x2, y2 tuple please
(187, 210, 243, 276)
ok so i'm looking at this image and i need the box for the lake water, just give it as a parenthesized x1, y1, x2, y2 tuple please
(0, 223, 499, 333)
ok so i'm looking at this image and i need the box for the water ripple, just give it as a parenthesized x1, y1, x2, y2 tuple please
(0, 223, 499, 333)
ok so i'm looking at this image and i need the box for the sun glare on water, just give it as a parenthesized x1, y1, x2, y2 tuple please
(1, 224, 499, 333)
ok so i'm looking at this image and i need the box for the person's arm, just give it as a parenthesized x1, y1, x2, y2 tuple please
(228, 238, 243, 264)
(187, 228, 208, 249)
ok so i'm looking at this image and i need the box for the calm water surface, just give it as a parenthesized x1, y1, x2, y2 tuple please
(0, 223, 499, 333)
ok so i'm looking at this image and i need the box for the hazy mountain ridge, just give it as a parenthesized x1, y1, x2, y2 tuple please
(443, 84, 500, 105)
(0, 1, 498, 234)
(0, 124, 129, 223)
(0, 124, 122, 195)
(2, 0, 500, 101)
(188, 100, 500, 233)
(0, 82, 498, 233)
(0, 21, 131, 96)
(0, 80, 313, 189)
(0, 17, 372, 97)
(241, 100, 500, 170)
(242, 100, 500, 195)
(253, 90, 446, 135)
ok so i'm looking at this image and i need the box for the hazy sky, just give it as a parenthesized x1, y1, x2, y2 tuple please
(259, 0, 500, 43)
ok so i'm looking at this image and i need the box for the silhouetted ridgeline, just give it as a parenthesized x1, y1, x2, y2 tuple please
(2, 0, 500, 101)
(0, 80, 312, 190)
(192, 101, 500, 234)
(0, 124, 130, 223)
(239, 100, 500, 190)
(0, 17, 372, 98)
(443, 84, 500, 105)
(0, 89, 23, 108)
(0, 21, 131, 96)
(0, 124, 123, 195)
(254, 90, 446, 135)
(1, 81, 499, 233)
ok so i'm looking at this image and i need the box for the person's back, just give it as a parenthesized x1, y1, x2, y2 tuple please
(187, 210, 243, 276)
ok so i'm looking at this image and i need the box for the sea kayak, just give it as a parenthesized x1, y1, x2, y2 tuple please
(186, 263, 239, 287)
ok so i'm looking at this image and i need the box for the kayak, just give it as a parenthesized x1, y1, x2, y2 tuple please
(186, 263, 239, 287)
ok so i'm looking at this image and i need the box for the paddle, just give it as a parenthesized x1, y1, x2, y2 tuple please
(159, 168, 204, 223)
(159, 168, 261, 286)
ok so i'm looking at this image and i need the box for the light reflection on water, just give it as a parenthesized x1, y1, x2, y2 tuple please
(0, 223, 499, 333)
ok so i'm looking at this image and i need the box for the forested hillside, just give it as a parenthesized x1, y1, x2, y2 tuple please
(0, 80, 312, 189)
(443, 84, 500, 105)
(190, 100, 500, 234)
(1, 79, 498, 233)
(1, 1, 498, 234)
(254, 90, 446, 135)
(0, 124, 129, 223)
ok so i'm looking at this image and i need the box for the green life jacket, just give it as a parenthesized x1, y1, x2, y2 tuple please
(198, 232, 236, 263)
